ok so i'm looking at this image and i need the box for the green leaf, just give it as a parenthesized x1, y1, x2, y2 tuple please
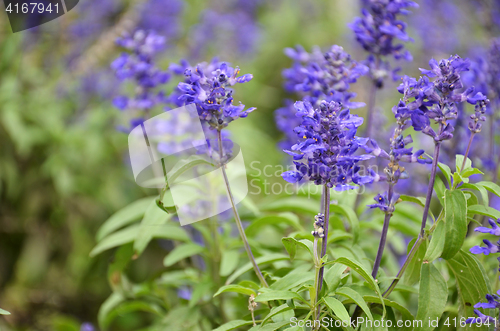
(424, 221, 445, 263)
(220, 250, 240, 277)
(163, 243, 205, 267)
(98, 292, 125, 330)
(260, 197, 318, 215)
(254, 290, 307, 304)
(270, 271, 313, 291)
(245, 213, 303, 236)
(336, 287, 373, 320)
(163, 155, 214, 191)
(96, 197, 156, 241)
(213, 285, 256, 297)
(434, 177, 446, 206)
(330, 204, 360, 243)
(261, 304, 294, 325)
(249, 321, 293, 331)
(324, 297, 350, 322)
(226, 254, 289, 285)
(456, 154, 472, 173)
(324, 264, 348, 292)
(90, 224, 140, 257)
(0, 308, 10, 315)
(133, 200, 175, 255)
(441, 190, 467, 260)
(461, 168, 484, 178)
(399, 194, 426, 208)
(415, 263, 448, 331)
(460, 183, 489, 207)
(468, 205, 500, 219)
(362, 296, 414, 323)
(403, 239, 427, 286)
(438, 162, 452, 186)
(213, 320, 255, 331)
(281, 237, 313, 261)
(476, 181, 500, 198)
(446, 250, 492, 331)
(332, 257, 385, 317)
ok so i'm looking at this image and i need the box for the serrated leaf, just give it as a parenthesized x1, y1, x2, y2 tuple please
(424, 221, 445, 263)
(362, 296, 414, 324)
(90, 224, 140, 257)
(213, 320, 255, 331)
(96, 197, 156, 241)
(336, 287, 373, 320)
(415, 263, 448, 331)
(213, 285, 256, 297)
(163, 243, 205, 267)
(226, 254, 289, 285)
(330, 204, 360, 243)
(441, 190, 467, 260)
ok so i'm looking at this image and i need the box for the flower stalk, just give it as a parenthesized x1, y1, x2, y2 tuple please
(217, 129, 268, 288)
(419, 141, 441, 237)
(371, 183, 394, 279)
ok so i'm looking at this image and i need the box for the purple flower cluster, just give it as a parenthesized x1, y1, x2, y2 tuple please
(188, 0, 262, 60)
(111, 30, 170, 131)
(349, 0, 417, 84)
(467, 218, 500, 324)
(139, 0, 184, 39)
(283, 45, 368, 108)
(281, 100, 375, 190)
(176, 60, 255, 129)
(398, 55, 487, 143)
(276, 45, 368, 149)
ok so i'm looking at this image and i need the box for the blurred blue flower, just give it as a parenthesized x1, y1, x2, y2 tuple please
(80, 323, 95, 331)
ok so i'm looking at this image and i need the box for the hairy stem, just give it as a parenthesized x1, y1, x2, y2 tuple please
(461, 132, 475, 171)
(419, 142, 441, 237)
(371, 183, 394, 279)
(217, 130, 268, 287)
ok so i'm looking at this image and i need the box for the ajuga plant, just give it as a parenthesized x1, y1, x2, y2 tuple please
(349, 0, 417, 137)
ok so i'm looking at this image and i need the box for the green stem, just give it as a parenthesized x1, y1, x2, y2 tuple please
(217, 129, 268, 287)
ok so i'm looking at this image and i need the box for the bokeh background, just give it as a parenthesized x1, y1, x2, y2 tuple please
(0, 0, 497, 330)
